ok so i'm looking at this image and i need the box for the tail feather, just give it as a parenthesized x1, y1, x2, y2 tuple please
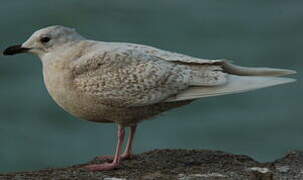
(165, 75, 295, 102)
(223, 62, 296, 76)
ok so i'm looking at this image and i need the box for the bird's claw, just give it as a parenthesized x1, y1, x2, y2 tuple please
(97, 153, 133, 161)
(84, 162, 119, 171)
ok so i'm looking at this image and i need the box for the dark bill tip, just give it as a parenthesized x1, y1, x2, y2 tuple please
(3, 44, 30, 56)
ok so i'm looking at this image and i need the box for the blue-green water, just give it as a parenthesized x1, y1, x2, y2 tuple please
(0, 0, 302, 173)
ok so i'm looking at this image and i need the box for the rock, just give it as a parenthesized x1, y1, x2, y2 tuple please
(275, 165, 290, 173)
(140, 172, 166, 180)
(104, 178, 126, 180)
(1, 149, 303, 180)
(247, 167, 273, 180)
(178, 173, 227, 180)
(248, 167, 270, 174)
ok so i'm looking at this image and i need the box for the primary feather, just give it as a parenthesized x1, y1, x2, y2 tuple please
(166, 75, 295, 102)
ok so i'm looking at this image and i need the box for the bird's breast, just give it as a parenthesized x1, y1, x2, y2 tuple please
(42, 60, 113, 123)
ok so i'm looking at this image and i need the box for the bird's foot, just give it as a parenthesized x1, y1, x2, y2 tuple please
(97, 153, 133, 161)
(121, 153, 133, 160)
(84, 162, 119, 171)
(96, 155, 114, 161)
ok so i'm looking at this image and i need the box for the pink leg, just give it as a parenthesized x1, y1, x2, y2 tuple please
(97, 125, 137, 161)
(121, 125, 137, 159)
(85, 125, 125, 171)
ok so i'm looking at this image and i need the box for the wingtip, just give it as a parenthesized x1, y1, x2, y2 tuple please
(276, 69, 297, 77)
(285, 78, 296, 83)
(287, 70, 297, 75)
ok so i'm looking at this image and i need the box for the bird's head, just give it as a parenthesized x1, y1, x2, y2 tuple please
(3, 25, 84, 57)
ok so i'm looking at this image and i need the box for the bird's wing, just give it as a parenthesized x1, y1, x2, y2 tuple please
(165, 75, 295, 102)
(71, 45, 191, 107)
(72, 42, 292, 105)
(116, 42, 225, 65)
(115, 44, 295, 102)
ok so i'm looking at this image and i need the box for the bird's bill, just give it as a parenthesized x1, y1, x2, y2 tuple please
(3, 44, 31, 56)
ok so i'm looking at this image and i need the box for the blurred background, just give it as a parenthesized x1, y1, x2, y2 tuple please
(0, 0, 302, 173)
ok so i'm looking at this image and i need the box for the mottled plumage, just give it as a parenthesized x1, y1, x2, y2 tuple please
(71, 42, 228, 105)
(3, 25, 296, 171)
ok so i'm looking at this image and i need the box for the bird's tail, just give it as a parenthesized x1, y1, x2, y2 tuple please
(165, 61, 296, 102)
(222, 61, 296, 76)
(165, 75, 295, 102)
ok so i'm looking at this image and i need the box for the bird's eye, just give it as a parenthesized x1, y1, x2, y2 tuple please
(40, 37, 51, 43)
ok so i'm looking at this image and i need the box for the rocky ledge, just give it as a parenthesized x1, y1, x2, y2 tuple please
(1, 149, 303, 180)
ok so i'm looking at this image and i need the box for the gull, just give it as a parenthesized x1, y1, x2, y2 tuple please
(3, 25, 296, 171)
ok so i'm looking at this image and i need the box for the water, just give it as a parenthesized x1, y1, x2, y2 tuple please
(0, 0, 302, 173)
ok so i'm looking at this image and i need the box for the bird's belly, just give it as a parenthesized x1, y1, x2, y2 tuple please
(42, 64, 192, 126)
(49, 90, 114, 123)
(44, 84, 155, 125)
(45, 76, 193, 126)
(42, 71, 148, 124)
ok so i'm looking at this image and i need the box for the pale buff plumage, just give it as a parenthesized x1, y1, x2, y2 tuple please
(3, 25, 296, 170)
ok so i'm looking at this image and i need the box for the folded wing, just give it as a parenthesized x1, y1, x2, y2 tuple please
(72, 42, 296, 105)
